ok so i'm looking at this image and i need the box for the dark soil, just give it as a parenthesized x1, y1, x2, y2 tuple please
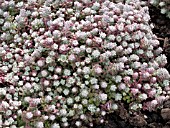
(93, 5, 170, 128)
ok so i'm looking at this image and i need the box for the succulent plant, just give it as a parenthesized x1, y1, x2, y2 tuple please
(0, 0, 169, 127)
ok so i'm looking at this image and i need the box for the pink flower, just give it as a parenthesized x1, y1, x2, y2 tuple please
(150, 100, 158, 108)
(148, 88, 156, 98)
(143, 100, 158, 111)
(0, 75, 4, 83)
(147, 67, 155, 74)
(8, 86, 15, 94)
(41, 69, 48, 77)
(132, 72, 139, 79)
(131, 88, 139, 95)
(123, 76, 131, 84)
(24, 82, 32, 90)
(53, 75, 59, 80)
(150, 77, 157, 83)
(37, 58, 45, 67)
(140, 71, 150, 80)
(68, 54, 76, 61)
(136, 83, 142, 89)
(156, 96, 166, 105)
(31, 70, 37, 77)
(34, 110, 41, 116)
(93, 64, 103, 74)
(59, 44, 69, 53)
(0, 104, 4, 111)
(165, 86, 170, 91)
(43, 80, 50, 86)
(118, 83, 126, 90)
(116, 23, 124, 31)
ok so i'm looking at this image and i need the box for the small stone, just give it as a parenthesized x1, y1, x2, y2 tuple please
(148, 123, 163, 128)
(164, 100, 170, 108)
(129, 115, 147, 127)
(166, 121, 170, 125)
(161, 108, 170, 120)
(117, 104, 129, 120)
(163, 125, 170, 128)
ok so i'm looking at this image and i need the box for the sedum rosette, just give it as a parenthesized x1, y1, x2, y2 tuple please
(0, 0, 170, 127)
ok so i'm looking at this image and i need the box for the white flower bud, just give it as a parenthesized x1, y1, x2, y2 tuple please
(26, 112, 33, 119)
(99, 93, 107, 101)
(36, 121, 44, 128)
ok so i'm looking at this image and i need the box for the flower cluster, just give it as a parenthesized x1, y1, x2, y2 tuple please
(149, 0, 170, 18)
(0, 0, 170, 127)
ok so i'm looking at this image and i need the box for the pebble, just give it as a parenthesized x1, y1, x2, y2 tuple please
(129, 115, 147, 127)
(161, 108, 170, 120)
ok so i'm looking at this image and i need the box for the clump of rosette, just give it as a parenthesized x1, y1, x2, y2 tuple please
(0, 0, 169, 127)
